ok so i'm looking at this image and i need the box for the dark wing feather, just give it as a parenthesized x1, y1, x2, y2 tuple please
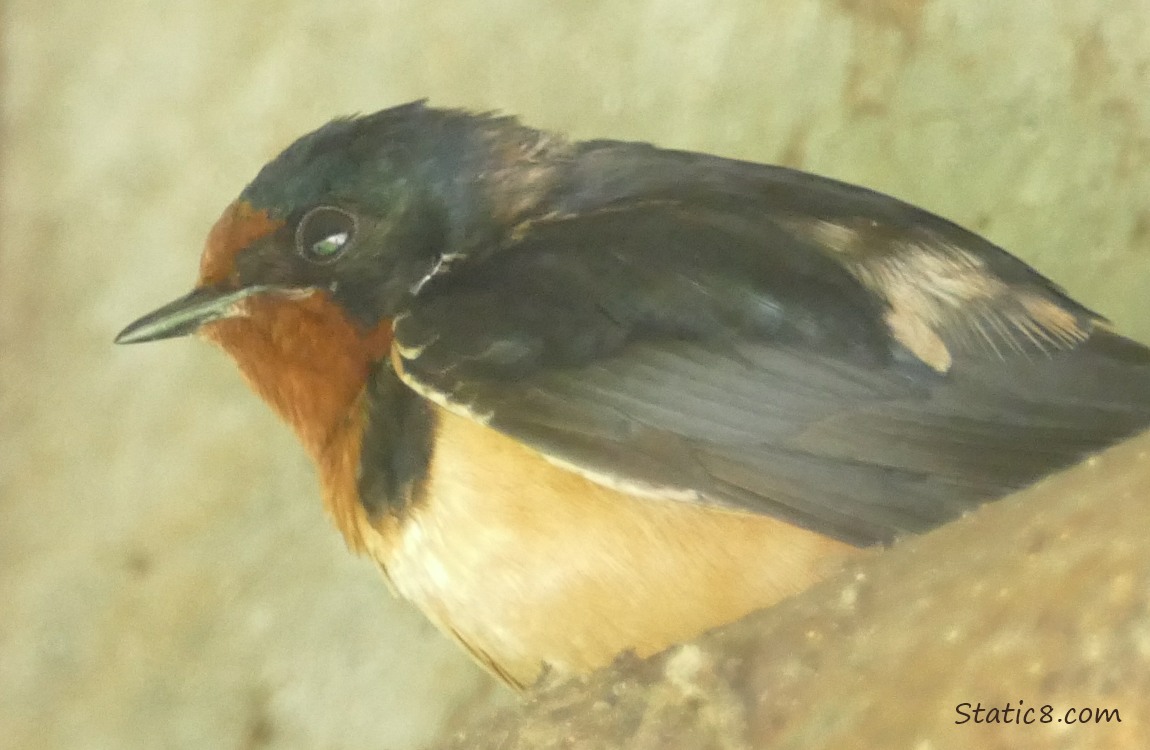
(394, 158, 1150, 545)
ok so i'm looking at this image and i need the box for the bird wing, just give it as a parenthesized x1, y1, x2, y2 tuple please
(391, 166, 1150, 546)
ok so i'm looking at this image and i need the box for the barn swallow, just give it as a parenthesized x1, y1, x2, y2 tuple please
(117, 101, 1150, 688)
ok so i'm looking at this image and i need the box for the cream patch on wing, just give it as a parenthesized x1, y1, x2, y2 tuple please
(779, 217, 1093, 372)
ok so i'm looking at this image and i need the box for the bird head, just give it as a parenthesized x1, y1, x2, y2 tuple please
(116, 102, 565, 456)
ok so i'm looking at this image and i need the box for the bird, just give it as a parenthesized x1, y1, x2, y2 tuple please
(117, 101, 1150, 688)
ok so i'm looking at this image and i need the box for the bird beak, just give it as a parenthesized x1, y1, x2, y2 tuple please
(115, 284, 277, 344)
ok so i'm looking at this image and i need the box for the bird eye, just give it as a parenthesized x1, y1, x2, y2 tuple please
(296, 206, 357, 264)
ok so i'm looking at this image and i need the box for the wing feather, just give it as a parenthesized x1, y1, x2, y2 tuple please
(392, 159, 1150, 545)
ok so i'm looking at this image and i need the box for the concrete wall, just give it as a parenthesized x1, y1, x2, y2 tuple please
(4, 1, 1149, 748)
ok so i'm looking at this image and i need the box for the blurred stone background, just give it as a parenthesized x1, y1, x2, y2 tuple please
(2, 1, 1148, 749)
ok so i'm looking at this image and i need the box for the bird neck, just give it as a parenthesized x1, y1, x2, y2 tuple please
(201, 290, 393, 548)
